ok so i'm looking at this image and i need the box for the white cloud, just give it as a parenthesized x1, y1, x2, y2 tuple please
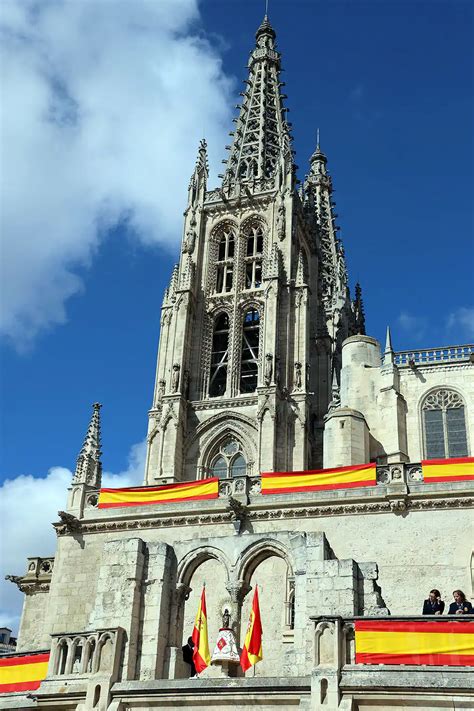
(0, 0, 233, 349)
(397, 311, 427, 340)
(0, 440, 146, 634)
(446, 307, 474, 341)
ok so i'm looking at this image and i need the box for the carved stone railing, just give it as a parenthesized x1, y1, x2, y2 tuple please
(218, 474, 261, 498)
(376, 462, 423, 485)
(312, 615, 474, 671)
(393, 345, 473, 367)
(48, 628, 123, 678)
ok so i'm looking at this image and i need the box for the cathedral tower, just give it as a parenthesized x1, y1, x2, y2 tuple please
(144, 16, 362, 485)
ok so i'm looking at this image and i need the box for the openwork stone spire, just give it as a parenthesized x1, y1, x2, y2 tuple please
(353, 282, 366, 335)
(222, 15, 293, 189)
(305, 142, 348, 312)
(72, 403, 102, 487)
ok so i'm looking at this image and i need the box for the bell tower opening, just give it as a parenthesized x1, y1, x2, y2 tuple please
(240, 309, 260, 394)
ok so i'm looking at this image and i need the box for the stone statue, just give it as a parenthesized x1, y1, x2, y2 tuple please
(171, 363, 180, 393)
(276, 201, 286, 241)
(157, 379, 166, 401)
(222, 608, 231, 629)
(294, 361, 302, 390)
(183, 229, 196, 254)
(264, 353, 273, 386)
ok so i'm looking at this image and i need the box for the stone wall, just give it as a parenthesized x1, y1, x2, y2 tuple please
(14, 501, 473, 680)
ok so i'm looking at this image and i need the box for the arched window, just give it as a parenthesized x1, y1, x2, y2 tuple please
(240, 309, 260, 393)
(215, 228, 235, 293)
(209, 313, 229, 397)
(210, 439, 247, 478)
(422, 389, 469, 459)
(244, 225, 264, 289)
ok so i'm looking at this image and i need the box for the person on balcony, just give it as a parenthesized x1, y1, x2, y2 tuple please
(182, 636, 196, 677)
(422, 589, 445, 615)
(447, 590, 473, 615)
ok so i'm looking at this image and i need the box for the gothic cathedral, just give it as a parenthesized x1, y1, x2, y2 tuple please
(2, 14, 473, 711)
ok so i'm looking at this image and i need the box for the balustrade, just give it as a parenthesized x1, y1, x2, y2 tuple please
(48, 628, 123, 678)
(393, 345, 473, 367)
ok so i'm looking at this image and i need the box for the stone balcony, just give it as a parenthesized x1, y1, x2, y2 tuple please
(311, 615, 474, 710)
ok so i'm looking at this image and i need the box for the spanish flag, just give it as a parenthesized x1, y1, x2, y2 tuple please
(192, 587, 211, 674)
(261, 463, 376, 495)
(240, 585, 263, 672)
(0, 652, 49, 694)
(355, 620, 474, 666)
(422, 457, 474, 484)
(98, 477, 219, 509)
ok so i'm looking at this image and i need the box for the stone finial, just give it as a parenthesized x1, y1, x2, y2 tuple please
(384, 325, 394, 365)
(353, 283, 366, 335)
(328, 370, 341, 412)
(72, 403, 102, 488)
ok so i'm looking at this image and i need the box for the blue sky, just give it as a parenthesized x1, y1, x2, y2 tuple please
(0, 0, 473, 628)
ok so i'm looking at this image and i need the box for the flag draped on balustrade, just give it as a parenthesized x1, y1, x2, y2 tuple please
(0, 653, 50, 694)
(421, 457, 474, 484)
(192, 587, 211, 674)
(355, 619, 474, 666)
(98, 477, 219, 508)
(240, 585, 263, 672)
(261, 463, 376, 495)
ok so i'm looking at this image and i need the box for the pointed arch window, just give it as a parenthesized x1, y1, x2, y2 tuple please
(244, 224, 264, 289)
(422, 389, 469, 459)
(215, 228, 235, 293)
(240, 308, 260, 393)
(209, 313, 229, 397)
(209, 439, 247, 478)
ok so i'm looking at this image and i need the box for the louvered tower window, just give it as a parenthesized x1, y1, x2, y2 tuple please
(209, 313, 229, 397)
(240, 309, 260, 393)
(215, 229, 235, 293)
(422, 389, 469, 459)
(244, 225, 264, 289)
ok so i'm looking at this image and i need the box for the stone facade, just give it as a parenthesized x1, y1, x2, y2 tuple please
(2, 13, 474, 711)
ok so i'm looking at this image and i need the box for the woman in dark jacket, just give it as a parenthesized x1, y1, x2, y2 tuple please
(447, 590, 473, 615)
(422, 589, 445, 615)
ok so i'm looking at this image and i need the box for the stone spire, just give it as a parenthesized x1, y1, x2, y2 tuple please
(304, 140, 349, 317)
(222, 14, 293, 190)
(188, 139, 208, 208)
(328, 369, 341, 412)
(384, 325, 394, 365)
(72, 403, 102, 488)
(352, 282, 366, 335)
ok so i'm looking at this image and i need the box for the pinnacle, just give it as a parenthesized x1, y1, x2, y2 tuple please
(222, 15, 291, 189)
(72, 402, 103, 487)
(256, 14, 276, 40)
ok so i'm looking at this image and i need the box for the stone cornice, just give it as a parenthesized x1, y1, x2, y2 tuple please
(56, 492, 474, 537)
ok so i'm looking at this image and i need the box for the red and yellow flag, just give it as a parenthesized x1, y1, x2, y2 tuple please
(240, 585, 263, 672)
(261, 463, 376, 495)
(192, 587, 211, 674)
(0, 652, 49, 694)
(98, 477, 219, 509)
(355, 620, 474, 666)
(422, 457, 474, 484)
